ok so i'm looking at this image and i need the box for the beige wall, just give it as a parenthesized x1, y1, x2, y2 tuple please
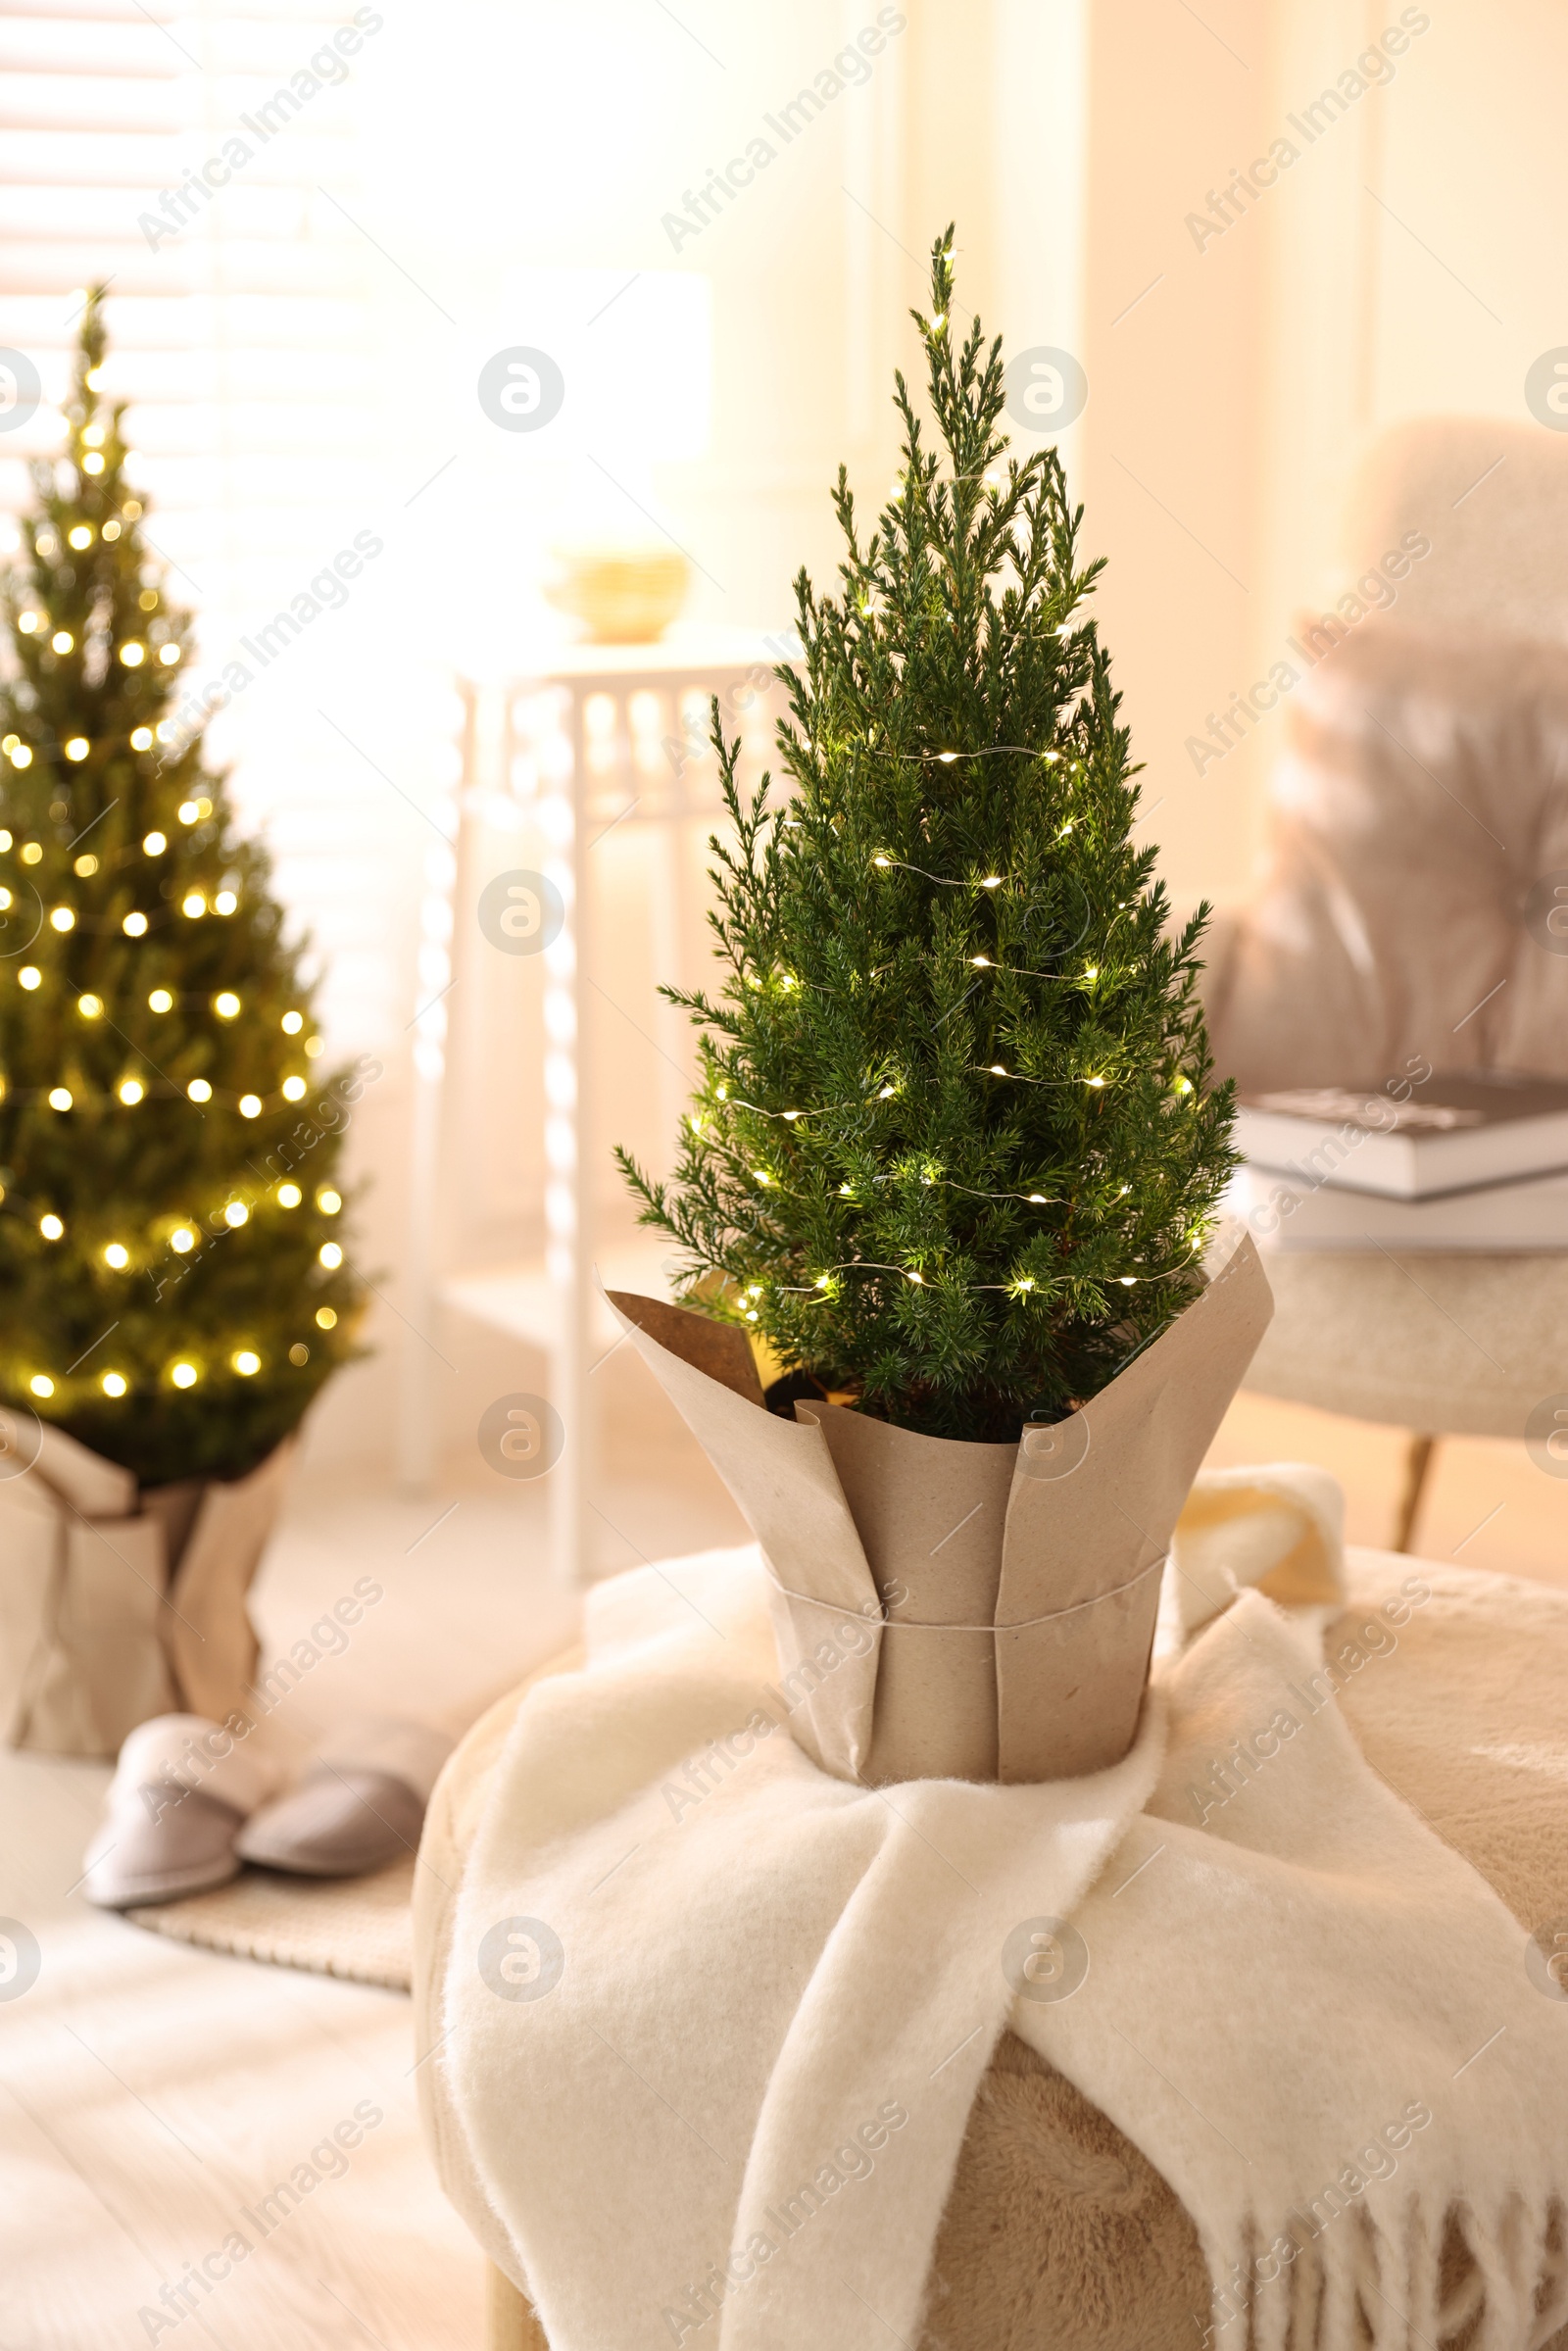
(316, 0, 1568, 1475)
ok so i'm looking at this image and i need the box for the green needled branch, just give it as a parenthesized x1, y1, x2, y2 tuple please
(0, 287, 368, 1484)
(618, 227, 1238, 1443)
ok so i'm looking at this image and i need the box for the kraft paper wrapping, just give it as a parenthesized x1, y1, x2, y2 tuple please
(166, 1437, 296, 1723)
(607, 1237, 1273, 1787)
(0, 1411, 294, 1758)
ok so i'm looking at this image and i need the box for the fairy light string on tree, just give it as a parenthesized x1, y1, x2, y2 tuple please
(0, 286, 366, 1484)
(618, 229, 1238, 1443)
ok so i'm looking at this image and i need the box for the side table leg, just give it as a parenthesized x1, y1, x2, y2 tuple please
(1393, 1433, 1436, 1554)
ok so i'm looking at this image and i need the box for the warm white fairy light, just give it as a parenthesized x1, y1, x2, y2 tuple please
(118, 1078, 144, 1105)
(223, 1202, 248, 1228)
(104, 1243, 129, 1268)
(29, 1374, 53, 1397)
(17, 612, 40, 635)
(143, 830, 166, 855)
(318, 1241, 342, 1269)
(120, 643, 146, 668)
(74, 853, 97, 877)
(171, 1226, 195, 1252)
(280, 1009, 303, 1034)
(19, 967, 40, 990)
(238, 1093, 262, 1118)
(281, 1075, 306, 1101)
(39, 1214, 63, 1240)
(187, 1078, 212, 1102)
(77, 993, 102, 1018)
(49, 906, 74, 932)
(131, 729, 154, 752)
(68, 524, 92, 550)
(171, 1361, 198, 1389)
(122, 911, 147, 937)
(214, 991, 239, 1018)
(51, 630, 73, 654)
(315, 1307, 337, 1330)
(7, 747, 29, 769)
(102, 1371, 127, 1397)
(158, 645, 180, 665)
(48, 1087, 72, 1111)
(64, 739, 88, 762)
(181, 891, 206, 918)
(318, 1190, 341, 1214)
(149, 988, 172, 1012)
(81, 453, 104, 475)
(233, 1350, 261, 1376)
(277, 1183, 302, 1208)
(214, 890, 237, 915)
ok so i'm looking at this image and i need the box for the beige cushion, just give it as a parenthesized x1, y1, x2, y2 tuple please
(1203, 623, 1568, 1095)
(416, 1562, 1568, 2349)
(1240, 1247, 1568, 1437)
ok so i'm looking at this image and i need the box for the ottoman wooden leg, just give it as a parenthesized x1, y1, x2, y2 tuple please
(487, 2261, 548, 2350)
(1394, 1432, 1436, 1553)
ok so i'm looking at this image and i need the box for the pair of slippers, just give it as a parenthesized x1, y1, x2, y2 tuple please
(83, 1712, 454, 1910)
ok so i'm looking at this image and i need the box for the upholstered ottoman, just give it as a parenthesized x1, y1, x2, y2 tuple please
(414, 1550, 1568, 2351)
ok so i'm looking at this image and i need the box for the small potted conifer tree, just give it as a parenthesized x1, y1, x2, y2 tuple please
(612, 233, 1271, 1787)
(0, 290, 368, 1756)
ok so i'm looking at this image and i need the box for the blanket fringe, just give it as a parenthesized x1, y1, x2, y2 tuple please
(1207, 2194, 1568, 2350)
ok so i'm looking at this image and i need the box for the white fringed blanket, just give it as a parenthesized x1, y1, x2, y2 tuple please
(441, 1471, 1568, 2351)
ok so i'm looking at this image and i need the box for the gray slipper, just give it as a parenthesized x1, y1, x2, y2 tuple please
(83, 1712, 284, 1910)
(235, 1719, 453, 1880)
(84, 1787, 247, 1910)
(234, 1764, 428, 1877)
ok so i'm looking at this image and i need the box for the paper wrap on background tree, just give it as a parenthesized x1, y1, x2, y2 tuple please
(0, 1410, 294, 1757)
(608, 1238, 1272, 1786)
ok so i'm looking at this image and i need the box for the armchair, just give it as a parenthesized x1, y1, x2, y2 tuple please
(1201, 417, 1568, 1540)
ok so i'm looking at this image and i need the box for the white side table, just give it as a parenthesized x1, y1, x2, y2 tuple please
(401, 631, 789, 1582)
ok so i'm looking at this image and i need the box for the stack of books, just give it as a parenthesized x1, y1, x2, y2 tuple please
(1228, 1071, 1568, 1250)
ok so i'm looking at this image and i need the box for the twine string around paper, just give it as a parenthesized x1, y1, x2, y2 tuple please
(764, 1549, 1165, 1635)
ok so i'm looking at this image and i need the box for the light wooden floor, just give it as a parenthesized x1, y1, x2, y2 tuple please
(3, 1380, 1564, 2348)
